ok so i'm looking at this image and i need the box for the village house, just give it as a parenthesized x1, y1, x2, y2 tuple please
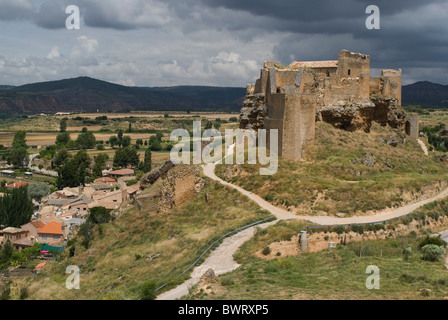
(0, 227, 30, 251)
(0, 220, 67, 251)
(5, 181, 30, 189)
(106, 169, 135, 180)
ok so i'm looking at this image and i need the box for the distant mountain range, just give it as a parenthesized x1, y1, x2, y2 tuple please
(0, 77, 446, 114)
(402, 81, 448, 108)
(0, 77, 246, 114)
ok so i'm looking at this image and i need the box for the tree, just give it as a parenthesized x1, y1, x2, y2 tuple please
(60, 119, 67, 133)
(117, 129, 124, 147)
(140, 148, 152, 173)
(53, 147, 70, 168)
(92, 154, 109, 178)
(27, 183, 51, 201)
(76, 129, 96, 149)
(57, 150, 91, 189)
(0, 187, 33, 228)
(205, 121, 213, 130)
(122, 136, 131, 148)
(214, 122, 221, 130)
(88, 207, 111, 224)
(113, 147, 139, 168)
(128, 122, 132, 133)
(109, 136, 119, 148)
(56, 132, 71, 146)
(156, 132, 164, 142)
(7, 131, 28, 167)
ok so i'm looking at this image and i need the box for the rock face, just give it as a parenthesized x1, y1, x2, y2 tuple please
(239, 90, 267, 131)
(140, 160, 176, 190)
(139, 162, 205, 213)
(158, 165, 205, 213)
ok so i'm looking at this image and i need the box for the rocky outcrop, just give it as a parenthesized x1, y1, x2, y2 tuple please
(157, 165, 205, 213)
(140, 160, 176, 190)
(317, 98, 408, 133)
(239, 92, 267, 131)
(139, 161, 205, 214)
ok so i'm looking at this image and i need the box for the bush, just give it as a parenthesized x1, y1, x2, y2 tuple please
(418, 236, 446, 249)
(421, 244, 446, 262)
(221, 278, 235, 286)
(140, 281, 158, 300)
(334, 225, 346, 235)
(262, 246, 271, 256)
(88, 207, 111, 225)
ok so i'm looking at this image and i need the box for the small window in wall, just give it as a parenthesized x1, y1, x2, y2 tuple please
(348, 69, 351, 76)
(326, 71, 330, 77)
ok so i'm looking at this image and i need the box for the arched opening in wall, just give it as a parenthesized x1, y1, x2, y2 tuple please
(326, 71, 330, 77)
(348, 69, 351, 76)
(405, 121, 411, 136)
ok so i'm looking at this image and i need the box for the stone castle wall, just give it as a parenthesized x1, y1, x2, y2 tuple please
(240, 50, 419, 161)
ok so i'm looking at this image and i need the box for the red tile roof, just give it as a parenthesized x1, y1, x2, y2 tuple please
(94, 177, 117, 184)
(5, 181, 30, 189)
(107, 169, 134, 176)
(37, 222, 63, 235)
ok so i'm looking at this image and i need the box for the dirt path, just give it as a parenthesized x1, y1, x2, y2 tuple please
(417, 139, 429, 156)
(156, 140, 447, 300)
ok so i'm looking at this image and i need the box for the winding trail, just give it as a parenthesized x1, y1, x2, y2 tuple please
(156, 139, 446, 300)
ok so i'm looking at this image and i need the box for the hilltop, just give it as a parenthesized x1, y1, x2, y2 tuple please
(402, 81, 448, 108)
(0, 77, 246, 114)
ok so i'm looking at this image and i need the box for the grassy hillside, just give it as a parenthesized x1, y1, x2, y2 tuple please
(23, 174, 271, 300)
(216, 122, 448, 216)
(187, 199, 448, 300)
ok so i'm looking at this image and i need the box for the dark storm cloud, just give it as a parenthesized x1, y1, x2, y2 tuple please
(195, 0, 448, 84)
(34, 0, 68, 29)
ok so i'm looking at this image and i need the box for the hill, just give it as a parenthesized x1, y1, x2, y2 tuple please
(0, 77, 246, 114)
(402, 81, 448, 108)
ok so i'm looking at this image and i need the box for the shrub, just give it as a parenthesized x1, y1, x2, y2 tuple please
(140, 281, 158, 300)
(262, 246, 271, 256)
(221, 278, 235, 286)
(418, 236, 446, 249)
(421, 245, 446, 262)
(334, 225, 346, 235)
(88, 207, 111, 225)
(402, 247, 412, 261)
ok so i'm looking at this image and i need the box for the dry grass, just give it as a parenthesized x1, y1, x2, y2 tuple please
(216, 122, 448, 216)
(24, 174, 271, 300)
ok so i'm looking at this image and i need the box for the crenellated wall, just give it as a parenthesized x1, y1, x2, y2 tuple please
(240, 50, 418, 161)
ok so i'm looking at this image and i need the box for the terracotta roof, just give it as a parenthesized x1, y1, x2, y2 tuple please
(34, 262, 47, 271)
(107, 169, 134, 176)
(290, 60, 338, 68)
(94, 177, 117, 184)
(37, 222, 63, 235)
(5, 181, 30, 189)
(31, 221, 47, 229)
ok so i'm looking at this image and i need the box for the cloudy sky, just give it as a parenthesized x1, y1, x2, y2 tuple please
(0, 0, 447, 87)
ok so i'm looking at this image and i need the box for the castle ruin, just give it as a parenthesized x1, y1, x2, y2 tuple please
(240, 50, 419, 161)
